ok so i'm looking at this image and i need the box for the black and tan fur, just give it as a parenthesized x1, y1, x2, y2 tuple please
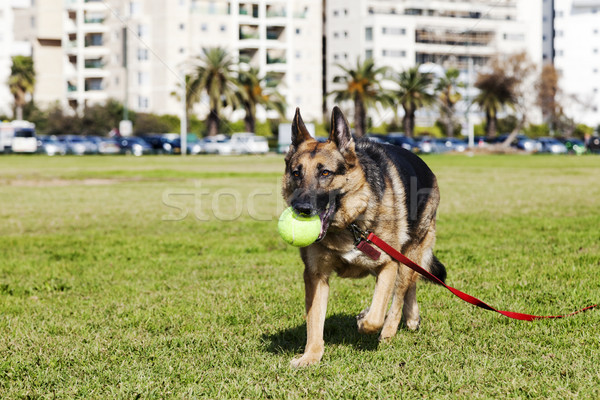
(282, 107, 447, 367)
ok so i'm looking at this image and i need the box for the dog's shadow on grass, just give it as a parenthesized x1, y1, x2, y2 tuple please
(262, 313, 380, 355)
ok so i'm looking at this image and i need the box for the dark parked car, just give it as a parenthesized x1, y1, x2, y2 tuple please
(117, 137, 152, 156)
(559, 138, 586, 155)
(536, 137, 568, 154)
(37, 136, 67, 156)
(586, 136, 600, 154)
(58, 135, 90, 155)
(385, 133, 417, 151)
(140, 135, 175, 154)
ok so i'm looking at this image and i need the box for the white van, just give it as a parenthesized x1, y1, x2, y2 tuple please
(230, 133, 269, 154)
(0, 120, 37, 153)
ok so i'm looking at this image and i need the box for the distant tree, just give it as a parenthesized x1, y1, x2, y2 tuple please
(473, 52, 535, 139)
(187, 47, 239, 136)
(392, 66, 435, 138)
(536, 64, 562, 131)
(435, 68, 463, 137)
(236, 67, 286, 133)
(329, 58, 390, 138)
(8, 56, 35, 120)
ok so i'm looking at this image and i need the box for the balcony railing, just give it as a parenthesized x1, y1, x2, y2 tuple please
(266, 55, 286, 64)
(84, 60, 104, 68)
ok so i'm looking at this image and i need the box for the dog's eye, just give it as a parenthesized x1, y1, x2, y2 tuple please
(321, 170, 332, 177)
(292, 170, 301, 178)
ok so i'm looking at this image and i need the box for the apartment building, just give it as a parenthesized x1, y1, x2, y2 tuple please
(545, 0, 600, 127)
(0, 0, 32, 117)
(7, 0, 323, 124)
(326, 0, 543, 126)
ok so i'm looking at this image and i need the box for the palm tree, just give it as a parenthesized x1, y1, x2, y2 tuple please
(329, 58, 390, 138)
(435, 68, 463, 137)
(473, 71, 518, 138)
(187, 47, 239, 136)
(8, 56, 35, 120)
(236, 67, 286, 133)
(392, 67, 435, 138)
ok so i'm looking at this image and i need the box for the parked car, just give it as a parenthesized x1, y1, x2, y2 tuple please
(536, 137, 568, 154)
(230, 133, 270, 154)
(514, 135, 542, 152)
(168, 138, 203, 155)
(117, 137, 152, 156)
(588, 136, 600, 154)
(58, 135, 89, 155)
(37, 136, 66, 156)
(436, 137, 468, 152)
(559, 138, 586, 155)
(97, 138, 121, 155)
(384, 133, 417, 151)
(201, 134, 233, 155)
(415, 137, 444, 154)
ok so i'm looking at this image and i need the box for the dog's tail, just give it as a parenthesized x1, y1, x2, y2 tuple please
(427, 255, 447, 285)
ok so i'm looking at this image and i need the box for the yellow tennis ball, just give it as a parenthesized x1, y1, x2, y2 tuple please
(278, 207, 322, 247)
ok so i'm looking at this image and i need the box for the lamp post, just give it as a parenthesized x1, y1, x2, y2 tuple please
(180, 73, 187, 156)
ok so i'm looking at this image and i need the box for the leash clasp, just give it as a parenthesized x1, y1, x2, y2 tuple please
(349, 223, 368, 245)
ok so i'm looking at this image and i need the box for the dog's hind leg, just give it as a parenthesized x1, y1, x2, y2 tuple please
(379, 266, 414, 340)
(357, 262, 398, 335)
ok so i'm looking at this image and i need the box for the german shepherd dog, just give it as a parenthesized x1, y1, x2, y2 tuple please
(282, 107, 447, 367)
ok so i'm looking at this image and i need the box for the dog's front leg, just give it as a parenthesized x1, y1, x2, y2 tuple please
(357, 262, 398, 334)
(291, 268, 330, 367)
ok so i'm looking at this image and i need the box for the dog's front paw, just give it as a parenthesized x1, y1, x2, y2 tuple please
(290, 352, 322, 368)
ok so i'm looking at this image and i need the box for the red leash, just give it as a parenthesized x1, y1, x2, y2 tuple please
(353, 226, 597, 321)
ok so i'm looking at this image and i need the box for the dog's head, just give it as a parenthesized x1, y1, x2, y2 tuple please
(282, 107, 362, 241)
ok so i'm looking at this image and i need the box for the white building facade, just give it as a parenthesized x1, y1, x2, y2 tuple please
(326, 0, 543, 127)
(547, 0, 600, 127)
(0, 0, 33, 118)
(6, 0, 323, 126)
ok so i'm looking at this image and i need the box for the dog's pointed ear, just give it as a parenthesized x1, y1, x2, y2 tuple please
(291, 107, 312, 147)
(329, 106, 354, 154)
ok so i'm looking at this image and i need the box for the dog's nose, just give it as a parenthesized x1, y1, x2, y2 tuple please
(292, 202, 314, 216)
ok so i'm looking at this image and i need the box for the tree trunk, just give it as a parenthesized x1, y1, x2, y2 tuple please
(402, 104, 415, 138)
(485, 110, 497, 138)
(354, 97, 366, 138)
(15, 106, 23, 121)
(207, 109, 219, 136)
(244, 112, 255, 133)
(243, 102, 256, 133)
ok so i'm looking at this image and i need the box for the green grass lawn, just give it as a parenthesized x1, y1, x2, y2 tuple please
(1, 154, 599, 399)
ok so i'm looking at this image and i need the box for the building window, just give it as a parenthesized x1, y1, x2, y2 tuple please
(201, 23, 207, 31)
(295, 73, 301, 82)
(138, 71, 148, 86)
(295, 51, 301, 59)
(365, 49, 373, 59)
(138, 96, 149, 109)
(333, 32, 339, 38)
(130, 1, 141, 16)
(137, 24, 149, 38)
(220, 25, 226, 32)
(333, 10, 338, 16)
(344, 31, 348, 38)
(138, 48, 149, 61)
(179, 23, 185, 30)
(296, 28, 301, 34)
(365, 27, 373, 41)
